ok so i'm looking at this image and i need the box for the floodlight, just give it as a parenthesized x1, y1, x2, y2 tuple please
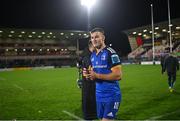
(80, 0, 96, 30)
(176, 26, 180, 30)
(81, 0, 96, 8)
(132, 32, 137, 35)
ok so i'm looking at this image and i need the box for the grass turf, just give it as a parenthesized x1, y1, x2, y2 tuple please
(0, 65, 180, 120)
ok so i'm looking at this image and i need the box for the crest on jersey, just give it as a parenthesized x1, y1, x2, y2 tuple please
(96, 61, 98, 65)
(111, 54, 120, 64)
(101, 54, 106, 60)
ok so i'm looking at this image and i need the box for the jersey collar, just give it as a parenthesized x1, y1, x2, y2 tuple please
(95, 46, 107, 55)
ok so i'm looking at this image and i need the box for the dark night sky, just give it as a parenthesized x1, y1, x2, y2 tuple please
(0, 0, 180, 55)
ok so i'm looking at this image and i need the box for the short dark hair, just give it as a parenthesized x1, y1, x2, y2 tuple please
(90, 27, 104, 34)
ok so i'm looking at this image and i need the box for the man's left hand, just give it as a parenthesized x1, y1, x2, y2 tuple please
(87, 70, 96, 80)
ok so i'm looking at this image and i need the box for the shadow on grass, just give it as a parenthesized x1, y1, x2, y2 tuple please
(173, 90, 180, 95)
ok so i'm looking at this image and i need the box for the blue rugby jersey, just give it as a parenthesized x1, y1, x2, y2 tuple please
(90, 47, 121, 102)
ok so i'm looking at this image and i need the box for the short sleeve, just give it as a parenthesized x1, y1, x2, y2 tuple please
(107, 47, 121, 68)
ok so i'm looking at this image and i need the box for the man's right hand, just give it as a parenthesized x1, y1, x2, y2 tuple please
(82, 68, 89, 79)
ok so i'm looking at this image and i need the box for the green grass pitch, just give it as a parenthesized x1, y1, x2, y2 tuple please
(0, 65, 180, 120)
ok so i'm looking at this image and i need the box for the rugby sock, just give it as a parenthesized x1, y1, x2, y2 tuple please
(171, 80, 176, 88)
(168, 80, 171, 88)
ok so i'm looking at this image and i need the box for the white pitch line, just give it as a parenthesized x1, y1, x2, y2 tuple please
(147, 109, 180, 120)
(62, 110, 84, 121)
(0, 77, 6, 81)
(13, 84, 24, 91)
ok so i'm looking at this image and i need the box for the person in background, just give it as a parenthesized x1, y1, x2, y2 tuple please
(80, 41, 97, 120)
(163, 53, 179, 92)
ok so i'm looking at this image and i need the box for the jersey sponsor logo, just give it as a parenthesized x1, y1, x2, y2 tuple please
(93, 65, 107, 68)
(111, 54, 120, 64)
(107, 112, 114, 117)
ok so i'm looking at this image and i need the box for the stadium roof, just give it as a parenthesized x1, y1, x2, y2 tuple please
(124, 18, 180, 40)
(0, 28, 89, 41)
